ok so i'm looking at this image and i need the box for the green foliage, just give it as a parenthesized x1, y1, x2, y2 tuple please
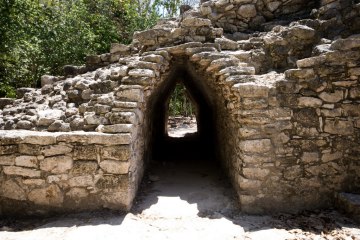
(0, 0, 160, 97)
(169, 84, 196, 117)
(0, 0, 199, 98)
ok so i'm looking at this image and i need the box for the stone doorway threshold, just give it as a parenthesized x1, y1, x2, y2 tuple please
(1, 159, 359, 240)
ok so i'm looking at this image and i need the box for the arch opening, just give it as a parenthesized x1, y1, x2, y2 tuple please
(148, 63, 218, 163)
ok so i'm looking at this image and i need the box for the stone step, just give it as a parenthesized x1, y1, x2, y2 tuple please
(336, 192, 360, 223)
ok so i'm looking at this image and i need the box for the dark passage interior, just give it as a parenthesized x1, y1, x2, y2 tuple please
(149, 63, 218, 163)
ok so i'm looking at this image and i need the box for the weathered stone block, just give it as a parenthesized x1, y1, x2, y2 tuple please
(181, 17, 212, 27)
(116, 88, 144, 102)
(73, 145, 97, 160)
(301, 152, 319, 163)
(0, 145, 18, 155)
(109, 112, 137, 125)
(99, 160, 130, 174)
(28, 184, 63, 206)
(66, 188, 89, 201)
(40, 156, 73, 174)
(237, 176, 261, 191)
(1, 179, 26, 200)
(322, 151, 342, 162)
(96, 124, 133, 133)
(298, 97, 322, 108)
(71, 161, 98, 175)
(68, 175, 94, 187)
(324, 120, 354, 135)
(0, 155, 15, 165)
(243, 168, 270, 180)
(319, 90, 343, 103)
(234, 83, 269, 97)
(3, 166, 41, 177)
(239, 139, 272, 153)
(101, 146, 130, 161)
(15, 155, 38, 168)
(128, 69, 155, 78)
(237, 4, 257, 18)
(43, 145, 73, 157)
(293, 108, 319, 127)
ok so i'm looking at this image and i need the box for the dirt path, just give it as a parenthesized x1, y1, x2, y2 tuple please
(0, 121, 359, 239)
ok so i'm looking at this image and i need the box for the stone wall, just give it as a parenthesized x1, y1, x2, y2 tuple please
(0, 131, 140, 216)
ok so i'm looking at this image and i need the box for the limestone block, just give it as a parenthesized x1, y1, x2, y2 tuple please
(181, 17, 212, 27)
(298, 97, 322, 108)
(301, 152, 319, 163)
(349, 67, 360, 76)
(73, 145, 97, 160)
(101, 146, 130, 161)
(243, 168, 270, 180)
(48, 121, 71, 132)
(110, 43, 130, 54)
(324, 119, 354, 135)
(332, 81, 357, 87)
(0, 155, 15, 165)
(40, 156, 73, 174)
(109, 112, 137, 125)
(110, 66, 129, 80)
(99, 160, 130, 174)
(296, 56, 326, 68)
(322, 151, 342, 162)
(237, 176, 262, 191)
(23, 135, 57, 145)
(128, 69, 155, 78)
(37, 109, 64, 127)
(101, 187, 130, 209)
(43, 145, 73, 157)
(239, 139, 272, 153)
(161, 42, 203, 55)
(94, 104, 112, 115)
(289, 25, 316, 40)
(96, 124, 133, 133)
(15, 155, 38, 168)
(66, 188, 89, 201)
(28, 184, 63, 206)
(16, 120, 34, 130)
(266, 1, 281, 12)
(3, 166, 41, 177)
(237, 4, 257, 18)
(23, 179, 45, 186)
(116, 88, 144, 102)
(69, 175, 94, 187)
(71, 161, 98, 175)
(284, 166, 302, 180)
(215, 37, 239, 50)
(206, 58, 240, 72)
(84, 112, 109, 125)
(342, 104, 360, 117)
(241, 154, 269, 164)
(200, 5, 212, 15)
(285, 69, 315, 80)
(88, 133, 131, 145)
(1, 179, 26, 200)
(320, 108, 342, 117)
(140, 54, 165, 64)
(330, 39, 360, 51)
(233, 83, 269, 97)
(319, 90, 343, 103)
(349, 87, 360, 99)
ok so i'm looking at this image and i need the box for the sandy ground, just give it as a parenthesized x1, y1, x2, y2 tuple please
(0, 120, 359, 240)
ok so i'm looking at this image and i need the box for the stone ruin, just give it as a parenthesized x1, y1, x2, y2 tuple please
(0, 0, 360, 216)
